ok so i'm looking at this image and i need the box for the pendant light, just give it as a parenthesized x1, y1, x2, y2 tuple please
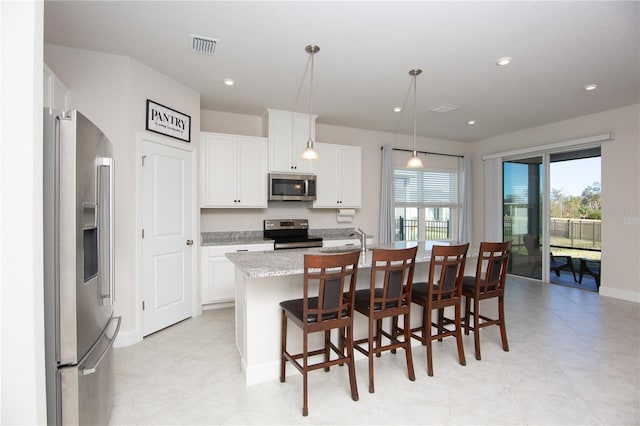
(406, 68, 424, 168)
(301, 44, 320, 160)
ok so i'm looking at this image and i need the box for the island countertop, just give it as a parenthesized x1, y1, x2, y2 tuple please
(226, 241, 476, 278)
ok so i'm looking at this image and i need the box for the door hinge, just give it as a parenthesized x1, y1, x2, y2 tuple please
(142, 155, 147, 166)
(142, 301, 145, 311)
(142, 228, 145, 239)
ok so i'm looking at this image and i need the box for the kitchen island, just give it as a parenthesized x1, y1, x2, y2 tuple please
(227, 242, 477, 385)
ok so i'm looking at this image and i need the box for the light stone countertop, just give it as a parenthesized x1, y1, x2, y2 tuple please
(201, 227, 371, 246)
(226, 241, 476, 278)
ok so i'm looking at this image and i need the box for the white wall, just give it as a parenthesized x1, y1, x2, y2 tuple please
(200, 110, 468, 238)
(44, 44, 201, 337)
(0, 2, 47, 423)
(470, 104, 640, 301)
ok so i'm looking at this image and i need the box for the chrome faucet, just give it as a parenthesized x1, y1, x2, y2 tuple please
(350, 227, 367, 252)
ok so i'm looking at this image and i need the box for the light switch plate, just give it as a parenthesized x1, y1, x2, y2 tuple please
(623, 216, 639, 226)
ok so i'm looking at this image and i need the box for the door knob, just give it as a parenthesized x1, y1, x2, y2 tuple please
(186, 239, 194, 246)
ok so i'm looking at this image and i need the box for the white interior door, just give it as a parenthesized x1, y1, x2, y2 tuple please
(142, 138, 193, 336)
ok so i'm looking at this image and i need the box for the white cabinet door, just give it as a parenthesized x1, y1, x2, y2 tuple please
(337, 145, 362, 207)
(313, 143, 362, 208)
(237, 136, 267, 207)
(204, 255, 236, 303)
(292, 112, 315, 173)
(202, 133, 237, 207)
(267, 109, 294, 173)
(313, 143, 340, 207)
(44, 63, 70, 113)
(201, 132, 267, 208)
(201, 243, 274, 305)
(266, 108, 317, 173)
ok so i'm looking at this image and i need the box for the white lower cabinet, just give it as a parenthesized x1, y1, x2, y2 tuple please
(201, 243, 274, 305)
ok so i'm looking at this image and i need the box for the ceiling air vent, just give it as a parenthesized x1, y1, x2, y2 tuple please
(190, 35, 218, 56)
(431, 104, 459, 113)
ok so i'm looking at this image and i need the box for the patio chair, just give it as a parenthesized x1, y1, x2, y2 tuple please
(523, 235, 576, 281)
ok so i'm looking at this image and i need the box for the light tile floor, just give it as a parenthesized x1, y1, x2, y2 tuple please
(110, 276, 640, 425)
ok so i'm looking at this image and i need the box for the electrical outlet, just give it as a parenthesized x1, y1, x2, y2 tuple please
(244, 216, 251, 226)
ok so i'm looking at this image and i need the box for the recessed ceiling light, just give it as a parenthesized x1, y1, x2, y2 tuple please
(496, 57, 512, 66)
(393, 106, 402, 112)
(467, 120, 476, 125)
(223, 78, 235, 86)
(584, 84, 598, 91)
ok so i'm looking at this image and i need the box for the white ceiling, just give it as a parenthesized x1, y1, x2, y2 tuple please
(44, 1, 639, 142)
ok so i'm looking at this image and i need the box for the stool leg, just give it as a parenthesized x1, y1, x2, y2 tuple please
(375, 318, 382, 358)
(455, 302, 466, 367)
(324, 330, 330, 372)
(302, 332, 308, 416)
(280, 310, 287, 383)
(473, 298, 481, 360)
(391, 315, 398, 354)
(368, 316, 375, 393)
(403, 312, 415, 381)
(346, 324, 359, 401)
(498, 295, 509, 352)
(426, 307, 434, 376)
(464, 295, 471, 335)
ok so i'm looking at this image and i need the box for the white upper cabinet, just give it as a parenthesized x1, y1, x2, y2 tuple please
(263, 108, 317, 173)
(201, 132, 268, 208)
(43, 63, 70, 113)
(313, 143, 362, 208)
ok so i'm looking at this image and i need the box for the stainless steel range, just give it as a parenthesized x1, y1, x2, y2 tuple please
(264, 219, 323, 250)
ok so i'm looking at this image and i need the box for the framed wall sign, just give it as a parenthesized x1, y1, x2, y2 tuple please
(146, 99, 191, 143)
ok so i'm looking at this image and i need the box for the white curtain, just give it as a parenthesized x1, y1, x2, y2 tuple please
(484, 157, 503, 241)
(458, 156, 472, 244)
(379, 145, 395, 244)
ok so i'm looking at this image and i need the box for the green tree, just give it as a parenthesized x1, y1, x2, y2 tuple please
(580, 182, 601, 218)
(550, 188, 565, 217)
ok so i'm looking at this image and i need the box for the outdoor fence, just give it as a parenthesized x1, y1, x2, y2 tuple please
(395, 218, 450, 241)
(504, 218, 601, 250)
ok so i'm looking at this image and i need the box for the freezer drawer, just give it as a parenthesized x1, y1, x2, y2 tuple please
(58, 316, 120, 425)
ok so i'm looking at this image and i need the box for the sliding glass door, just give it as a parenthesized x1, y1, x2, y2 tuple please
(503, 157, 543, 279)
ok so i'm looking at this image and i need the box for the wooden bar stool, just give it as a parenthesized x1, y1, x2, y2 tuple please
(279, 251, 360, 416)
(352, 246, 418, 393)
(410, 243, 469, 376)
(462, 241, 511, 360)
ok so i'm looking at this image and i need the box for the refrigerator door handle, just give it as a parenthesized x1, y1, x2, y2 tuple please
(80, 316, 120, 376)
(98, 158, 115, 305)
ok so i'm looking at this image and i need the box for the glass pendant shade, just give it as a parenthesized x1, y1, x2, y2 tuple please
(406, 151, 424, 168)
(301, 140, 319, 160)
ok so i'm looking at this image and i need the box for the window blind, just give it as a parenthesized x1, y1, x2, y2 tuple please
(394, 169, 458, 206)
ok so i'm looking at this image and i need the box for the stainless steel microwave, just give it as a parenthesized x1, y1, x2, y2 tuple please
(269, 173, 317, 201)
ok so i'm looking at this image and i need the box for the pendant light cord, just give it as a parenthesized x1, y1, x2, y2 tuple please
(308, 49, 314, 142)
(412, 73, 417, 153)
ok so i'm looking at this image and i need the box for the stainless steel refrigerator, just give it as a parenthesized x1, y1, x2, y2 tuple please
(43, 108, 120, 425)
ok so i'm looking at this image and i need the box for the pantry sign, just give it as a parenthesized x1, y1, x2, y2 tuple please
(146, 100, 191, 143)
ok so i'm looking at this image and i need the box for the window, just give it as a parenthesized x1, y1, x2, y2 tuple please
(394, 168, 458, 242)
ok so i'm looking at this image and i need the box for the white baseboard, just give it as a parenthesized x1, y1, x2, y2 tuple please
(202, 301, 235, 311)
(599, 286, 640, 303)
(114, 327, 142, 348)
